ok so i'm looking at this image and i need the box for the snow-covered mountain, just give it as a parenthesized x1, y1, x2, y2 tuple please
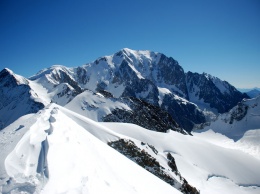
(246, 89, 260, 98)
(0, 68, 44, 130)
(197, 96, 260, 141)
(25, 48, 247, 131)
(29, 65, 82, 106)
(186, 72, 248, 113)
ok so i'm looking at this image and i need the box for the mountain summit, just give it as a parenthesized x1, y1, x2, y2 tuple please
(0, 68, 44, 129)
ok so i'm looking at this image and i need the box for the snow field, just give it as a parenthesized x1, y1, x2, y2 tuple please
(102, 122, 260, 194)
(1, 101, 260, 194)
(4, 104, 180, 194)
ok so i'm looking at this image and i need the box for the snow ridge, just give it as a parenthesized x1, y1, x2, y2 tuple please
(3, 104, 181, 194)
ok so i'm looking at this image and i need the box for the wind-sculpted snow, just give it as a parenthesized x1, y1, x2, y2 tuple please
(2, 104, 181, 193)
(1, 104, 260, 193)
(5, 107, 51, 179)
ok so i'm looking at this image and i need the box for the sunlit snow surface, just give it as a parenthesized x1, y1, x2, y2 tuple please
(1, 104, 260, 194)
(103, 122, 260, 194)
(1, 104, 179, 194)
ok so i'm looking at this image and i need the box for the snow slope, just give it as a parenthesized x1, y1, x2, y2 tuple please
(1, 104, 180, 194)
(193, 129, 260, 160)
(102, 122, 260, 194)
(65, 90, 131, 121)
(1, 103, 260, 193)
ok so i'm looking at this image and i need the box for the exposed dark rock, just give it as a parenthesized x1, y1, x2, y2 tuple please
(108, 139, 199, 194)
(157, 54, 188, 98)
(103, 96, 187, 134)
(51, 69, 82, 94)
(96, 90, 114, 98)
(180, 178, 200, 194)
(75, 67, 89, 85)
(186, 72, 248, 113)
(167, 153, 178, 172)
(229, 102, 248, 124)
(161, 94, 206, 132)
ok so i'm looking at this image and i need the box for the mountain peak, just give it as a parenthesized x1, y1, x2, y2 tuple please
(117, 48, 159, 59)
(121, 47, 134, 53)
(50, 64, 69, 70)
(2, 68, 13, 74)
(0, 68, 28, 86)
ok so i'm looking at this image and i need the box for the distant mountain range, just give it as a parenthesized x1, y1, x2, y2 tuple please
(238, 88, 260, 97)
(238, 87, 260, 93)
(246, 89, 260, 98)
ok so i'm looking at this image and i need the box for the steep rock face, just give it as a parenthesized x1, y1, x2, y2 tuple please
(0, 68, 44, 129)
(161, 93, 206, 131)
(29, 65, 82, 105)
(102, 95, 187, 134)
(121, 79, 159, 106)
(108, 139, 199, 194)
(186, 72, 248, 113)
(229, 101, 248, 124)
(156, 54, 188, 98)
(198, 96, 260, 140)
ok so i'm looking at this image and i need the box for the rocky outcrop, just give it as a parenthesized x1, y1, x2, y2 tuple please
(186, 72, 248, 113)
(102, 95, 187, 134)
(108, 139, 199, 194)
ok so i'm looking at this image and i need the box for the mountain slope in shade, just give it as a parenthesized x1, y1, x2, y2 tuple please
(186, 72, 248, 113)
(0, 68, 44, 130)
(65, 90, 187, 134)
(246, 89, 260, 98)
(198, 96, 260, 140)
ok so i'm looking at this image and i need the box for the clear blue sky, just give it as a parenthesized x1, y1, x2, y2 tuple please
(0, 0, 259, 88)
